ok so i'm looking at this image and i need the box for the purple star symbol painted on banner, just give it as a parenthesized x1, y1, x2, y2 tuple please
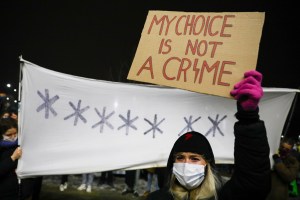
(144, 114, 165, 138)
(205, 114, 227, 137)
(118, 110, 139, 135)
(178, 116, 201, 136)
(92, 107, 115, 133)
(64, 100, 90, 126)
(36, 89, 60, 119)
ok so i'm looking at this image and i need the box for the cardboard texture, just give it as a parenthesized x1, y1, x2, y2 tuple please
(127, 11, 265, 98)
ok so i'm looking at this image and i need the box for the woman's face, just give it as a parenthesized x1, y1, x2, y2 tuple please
(174, 152, 207, 165)
(2, 127, 18, 141)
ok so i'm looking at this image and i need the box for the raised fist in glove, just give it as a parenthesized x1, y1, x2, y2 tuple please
(230, 70, 263, 111)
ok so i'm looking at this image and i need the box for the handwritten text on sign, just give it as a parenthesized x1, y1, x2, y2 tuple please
(127, 11, 265, 98)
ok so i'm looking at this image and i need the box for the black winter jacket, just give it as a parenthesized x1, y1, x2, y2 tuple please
(0, 144, 19, 200)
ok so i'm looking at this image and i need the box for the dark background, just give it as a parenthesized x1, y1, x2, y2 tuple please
(1, 1, 299, 138)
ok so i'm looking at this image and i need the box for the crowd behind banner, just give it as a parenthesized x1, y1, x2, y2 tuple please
(1, 61, 299, 197)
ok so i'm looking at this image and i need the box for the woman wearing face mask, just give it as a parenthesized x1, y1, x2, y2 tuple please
(0, 117, 22, 200)
(146, 70, 271, 200)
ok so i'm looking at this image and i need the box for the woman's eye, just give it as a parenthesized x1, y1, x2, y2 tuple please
(175, 155, 188, 161)
(191, 157, 200, 161)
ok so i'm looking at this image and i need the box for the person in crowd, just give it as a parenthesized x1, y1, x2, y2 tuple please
(77, 173, 94, 193)
(9, 109, 18, 121)
(21, 176, 43, 200)
(0, 117, 22, 200)
(122, 169, 140, 197)
(0, 108, 18, 120)
(0, 93, 7, 114)
(143, 167, 159, 197)
(296, 138, 300, 195)
(99, 170, 115, 190)
(146, 70, 271, 200)
(266, 137, 300, 200)
(59, 175, 69, 192)
(155, 167, 167, 190)
(0, 114, 42, 200)
(0, 110, 10, 119)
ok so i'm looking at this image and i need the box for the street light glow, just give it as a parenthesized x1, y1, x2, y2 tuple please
(6, 83, 11, 88)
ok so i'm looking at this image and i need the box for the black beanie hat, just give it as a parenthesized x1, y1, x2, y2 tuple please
(166, 131, 215, 170)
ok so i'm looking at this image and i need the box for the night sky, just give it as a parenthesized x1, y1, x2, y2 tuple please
(1, 1, 299, 137)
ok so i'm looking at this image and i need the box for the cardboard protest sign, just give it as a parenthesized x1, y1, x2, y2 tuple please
(127, 11, 265, 98)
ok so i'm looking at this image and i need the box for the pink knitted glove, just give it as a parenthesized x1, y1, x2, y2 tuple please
(230, 70, 263, 111)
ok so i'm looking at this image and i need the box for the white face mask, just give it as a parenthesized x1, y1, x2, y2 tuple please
(173, 163, 206, 190)
(2, 135, 18, 142)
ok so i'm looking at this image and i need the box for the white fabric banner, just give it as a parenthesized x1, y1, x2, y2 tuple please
(16, 59, 299, 178)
